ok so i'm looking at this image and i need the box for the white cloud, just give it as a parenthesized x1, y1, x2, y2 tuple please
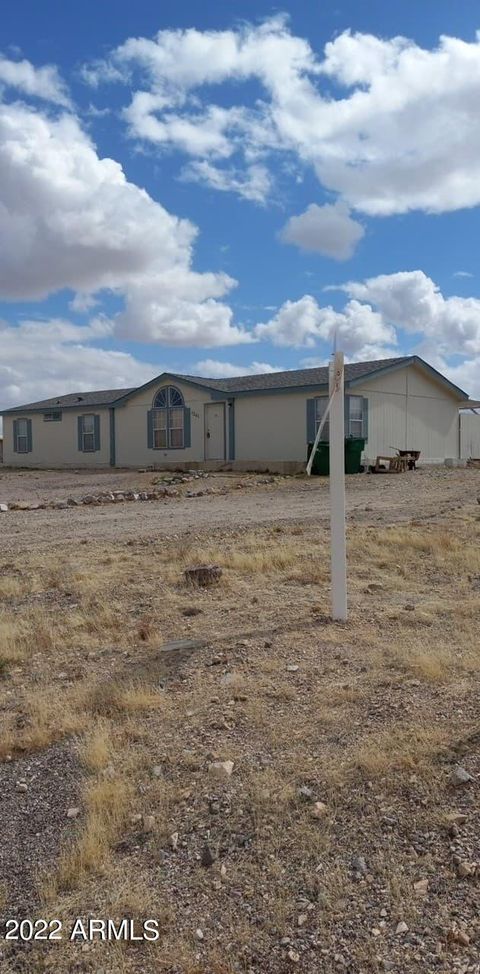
(87, 20, 480, 214)
(453, 270, 473, 278)
(255, 294, 396, 357)
(0, 99, 250, 347)
(0, 55, 70, 105)
(340, 270, 480, 356)
(0, 317, 155, 413)
(181, 160, 272, 204)
(193, 359, 283, 377)
(280, 202, 364, 259)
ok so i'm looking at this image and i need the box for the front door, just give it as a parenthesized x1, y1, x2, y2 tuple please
(204, 403, 225, 460)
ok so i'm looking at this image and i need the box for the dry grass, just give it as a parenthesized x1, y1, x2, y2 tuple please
(1, 478, 479, 973)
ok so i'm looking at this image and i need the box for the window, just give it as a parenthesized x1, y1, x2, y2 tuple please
(151, 386, 185, 449)
(348, 396, 364, 438)
(78, 414, 100, 452)
(14, 418, 30, 453)
(43, 410, 62, 422)
(315, 398, 330, 441)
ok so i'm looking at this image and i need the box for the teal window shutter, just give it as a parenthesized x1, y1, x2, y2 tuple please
(94, 415, 101, 452)
(13, 419, 18, 453)
(306, 399, 316, 443)
(183, 407, 191, 448)
(362, 397, 369, 441)
(147, 409, 154, 449)
(26, 419, 33, 453)
(344, 395, 351, 437)
(78, 416, 83, 452)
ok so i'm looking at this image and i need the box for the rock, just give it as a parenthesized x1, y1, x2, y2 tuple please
(169, 832, 179, 851)
(130, 813, 143, 825)
(311, 801, 328, 819)
(0, 504, 8, 513)
(396, 921, 409, 935)
(448, 925, 470, 945)
(66, 807, 81, 819)
(195, 928, 204, 941)
(404, 603, 415, 611)
(457, 861, 475, 878)
(142, 814, 155, 832)
(351, 855, 368, 876)
(286, 664, 299, 673)
(208, 760, 234, 780)
(297, 914, 308, 927)
(450, 766, 473, 786)
(413, 878, 429, 893)
(182, 607, 203, 617)
(152, 765, 162, 777)
(298, 785, 313, 801)
(287, 949, 300, 963)
(184, 564, 222, 587)
(368, 582, 384, 592)
(200, 844, 216, 868)
(15, 781, 28, 793)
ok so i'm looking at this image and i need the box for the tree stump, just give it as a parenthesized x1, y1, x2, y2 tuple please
(184, 564, 222, 587)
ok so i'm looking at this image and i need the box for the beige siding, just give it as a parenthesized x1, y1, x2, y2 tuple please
(234, 364, 460, 465)
(114, 379, 229, 467)
(460, 412, 480, 458)
(353, 366, 459, 463)
(3, 410, 110, 468)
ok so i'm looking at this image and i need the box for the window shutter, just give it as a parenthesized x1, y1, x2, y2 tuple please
(306, 399, 316, 444)
(26, 419, 33, 453)
(13, 419, 18, 453)
(94, 414, 101, 452)
(362, 397, 369, 441)
(183, 408, 191, 448)
(147, 409, 154, 449)
(78, 416, 83, 452)
(344, 395, 351, 437)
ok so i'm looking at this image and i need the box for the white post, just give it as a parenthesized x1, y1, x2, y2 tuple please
(329, 351, 347, 621)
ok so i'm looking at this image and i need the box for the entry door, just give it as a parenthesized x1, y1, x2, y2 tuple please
(204, 403, 225, 460)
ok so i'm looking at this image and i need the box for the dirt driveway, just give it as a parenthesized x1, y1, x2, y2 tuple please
(1, 466, 479, 554)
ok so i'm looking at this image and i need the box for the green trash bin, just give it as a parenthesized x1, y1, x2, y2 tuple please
(344, 437, 365, 474)
(307, 441, 330, 475)
(308, 438, 365, 475)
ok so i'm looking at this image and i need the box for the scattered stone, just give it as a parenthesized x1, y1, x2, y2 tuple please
(15, 781, 28, 793)
(142, 814, 155, 832)
(66, 807, 81, 819)
(152, 765, 162, 778)
(286, 664, 299, 673)
(200, 844, 216, 868)
(287, 949, 300, 963)
(297, 914, 308, 927)
(298, 785, 313, 801)
(368, 582, 384, 592)
(311, 801, 328, 819)
(0, 504, 8, 513)
(404, 603, 415, 611)
(208, 760, 234, 780)
(448, 924, 470, 946)
(351, 855, 368, 876)
(169, 832, 179, 851)
(195, 928, 204, 941)
(395, 921, 409, 935)
(450, 766, 473, 787)
(413, 878, 429, 893)
(457, 861, 476, 878)
(182, 606, 203, 617)
(130, 813, 143, 825)
(184, 564, 222, 587)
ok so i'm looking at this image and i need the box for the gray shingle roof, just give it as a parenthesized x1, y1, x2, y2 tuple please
(4, 387, 135, 412)
(172, 356, 410, 394)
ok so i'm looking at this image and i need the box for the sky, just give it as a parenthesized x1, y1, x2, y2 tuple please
(1, 0, 480, 413)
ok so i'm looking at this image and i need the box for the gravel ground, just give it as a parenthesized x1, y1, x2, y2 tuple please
(0, 466, 479, 555)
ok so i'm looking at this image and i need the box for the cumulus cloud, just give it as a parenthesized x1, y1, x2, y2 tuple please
(181, 160, 272, 204)
(0, 54, 70, 105)
(340, 270, 480, 356)
(0, 99, 250, 346)
(0, 317, 155, 412)
(193, 359, 283, 377)
(254, 294, 396, 358)
(84, 20, 480, 214)
(280, 202, 364, 259)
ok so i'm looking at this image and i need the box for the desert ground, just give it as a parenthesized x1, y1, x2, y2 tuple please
(0, 465, 479, 974)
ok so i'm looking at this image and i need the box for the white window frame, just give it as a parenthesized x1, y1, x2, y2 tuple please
(152, 387, 185, 449)
(81, 414, 96, 453)
(15, 418, 29, 454)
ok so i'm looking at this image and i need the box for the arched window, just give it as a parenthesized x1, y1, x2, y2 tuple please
(151, 386, 185, 449)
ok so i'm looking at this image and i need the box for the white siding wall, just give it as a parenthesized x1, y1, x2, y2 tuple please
(460, 412, 480, 458)
(114, 379, 228, 467)
(2, 410, 110, 468)
(234, 365, 460, 464)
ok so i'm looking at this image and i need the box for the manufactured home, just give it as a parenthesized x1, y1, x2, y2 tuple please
(0, 355, 474, 472)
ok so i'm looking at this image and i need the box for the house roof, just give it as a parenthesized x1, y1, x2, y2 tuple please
(1, 355, 469, 414)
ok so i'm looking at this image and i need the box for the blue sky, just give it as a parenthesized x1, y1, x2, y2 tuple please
(1, 0, 480, 408)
